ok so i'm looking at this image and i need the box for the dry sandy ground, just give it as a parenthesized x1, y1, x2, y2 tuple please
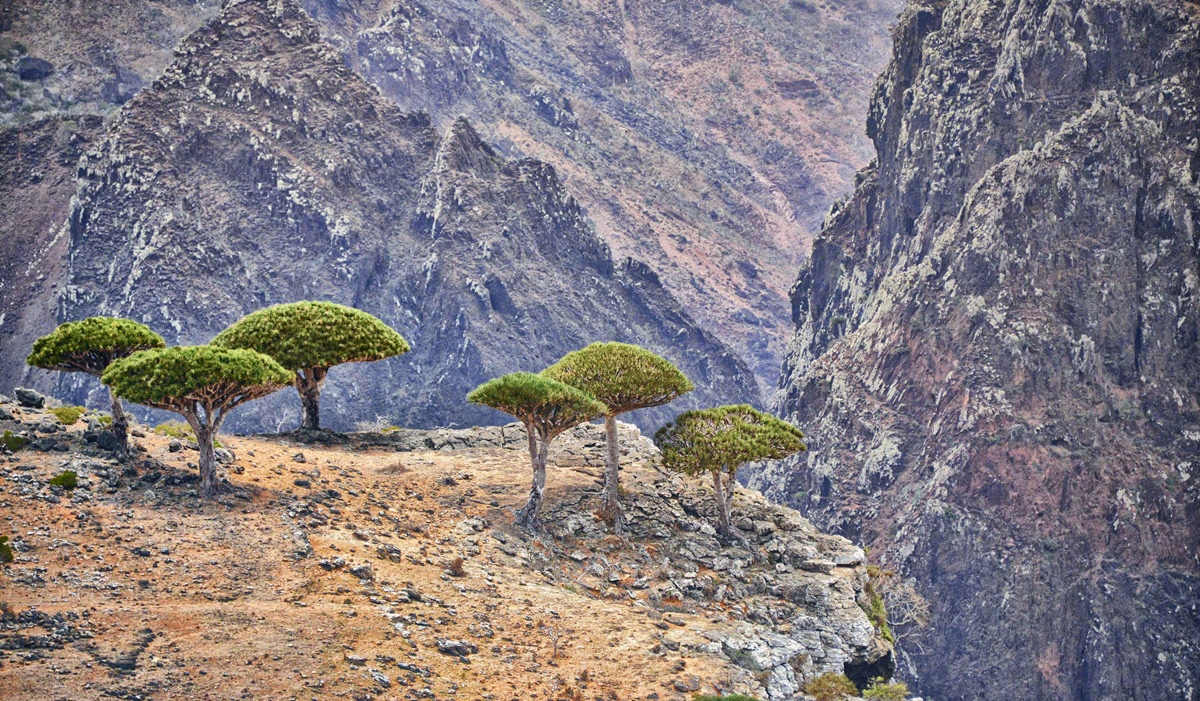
(0, 427, 742, 701)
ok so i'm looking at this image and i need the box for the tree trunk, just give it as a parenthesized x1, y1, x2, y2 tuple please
(713, 470, 734, 536)
(600, 414, 625, 534)
(108, 389, 128, 456)
(515, 427, 549, 530)
(296, 368, 326, 431)
(195, 422, 218, 497)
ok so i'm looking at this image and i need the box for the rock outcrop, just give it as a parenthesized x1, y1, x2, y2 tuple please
(750, 1, 1200, 699)
(54, 0, 758, 431)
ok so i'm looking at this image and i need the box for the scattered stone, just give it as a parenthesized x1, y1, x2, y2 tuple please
(16, 57, 54, 81)
(435, 639, 478, 657)
(14, 388, 45, 409)
(344, 653, 367, 666)
(349, 563, 375, 581)
(292, 453, 307, 463)
(293, 478, 311, 488)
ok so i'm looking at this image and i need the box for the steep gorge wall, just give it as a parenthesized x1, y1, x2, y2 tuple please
(53, 0, 758, 431)
(750, 1, 1200, 699)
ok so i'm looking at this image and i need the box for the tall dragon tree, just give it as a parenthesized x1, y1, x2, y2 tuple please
(212, 301, 410, 431)
(468, 372, 607, 529)
(655, 405, 806, 536)
(27, 317, 166, 454)
(103, 346, 291, 496)
(543, 342, 692, 533)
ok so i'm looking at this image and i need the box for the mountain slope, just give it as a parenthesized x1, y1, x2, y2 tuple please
(749, 1, 1200, 699)
(1, 0, 902, 393)
(53, 0, 758, 431)
(299, 0, 904, 389)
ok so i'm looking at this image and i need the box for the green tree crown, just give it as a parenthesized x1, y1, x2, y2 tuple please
(467, 372, 607, 438)
(211, 301, 410, 371)
(542, 342, 693, 414)
(27, 317, 166, 375)
(655, 404, 806, 477)
(102, 346, 292, 408)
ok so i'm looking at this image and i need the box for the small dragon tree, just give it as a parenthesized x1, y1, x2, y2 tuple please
(655, 405, 806, 536)
(467, 372, 607, 529)
(212, 302, 410, 431)
(543, 342, 693, 533)
(27, 317, 166, 454)
(103, 346, 291, 496)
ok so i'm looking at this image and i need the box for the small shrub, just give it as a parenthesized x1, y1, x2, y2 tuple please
(97, 414, 113, 427)
(0, 535, 13, 564)
(806, 673, 858, 701)
(1, 430, 26, 452)
(154, 421, 193, 439)
(863, 678, 909, 701)
(49, 406, 86, 425)
(49, 470, 78, 490)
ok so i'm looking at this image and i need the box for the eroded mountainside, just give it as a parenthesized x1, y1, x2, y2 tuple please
(298, 0, 902, 387)
(0, 0, 902, 394)
(0, 395, 892, 700)
(49, 0, 758, 432)
(749, 1, 1200, 699)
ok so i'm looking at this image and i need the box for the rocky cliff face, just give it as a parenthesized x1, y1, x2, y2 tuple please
(54, 0, 757, 432)
(750, 1, 1200, 699)
(293, 0, 904, 388)
(0, 116, 102, 396)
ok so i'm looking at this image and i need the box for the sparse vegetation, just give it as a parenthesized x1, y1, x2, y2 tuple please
(154, 421, 194, 439)
(212, 301, 410, 431)
(103, 346, 290, 496)
(694, 695, 761, 701)
(1, 430, 26, 451)
(467, 372, 606, 528)
(863, 678, 909, 700)
(0, 535, 13, 564)
(27, 317, 166, 453)
(48, 406, 86, 425)
(655, 405, 806, 535)
(864, 565, 894, 642)
(805, 672, 859, 701)
(543, 342, 692, 533)
(49, 470, 78, 490)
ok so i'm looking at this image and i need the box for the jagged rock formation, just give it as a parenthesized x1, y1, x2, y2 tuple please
(54, 0, 757, 431)
(749, 1, 1200, 699)
(1, 0, 902, 392)
(0, 116, 103, 396)
(296, 0, 903, 389)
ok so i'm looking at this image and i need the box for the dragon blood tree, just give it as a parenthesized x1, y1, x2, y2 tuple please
(543, 342, 693, 533)
(212, 301, 410, 431)
(27, 317, 166, 454)
(103, 346, 291, 496)
(655, 404, 806, 536)
(468, 372, 607, 529)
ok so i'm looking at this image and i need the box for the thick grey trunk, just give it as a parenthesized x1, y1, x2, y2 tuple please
(297, 368, 326, 431)
(515, 427, 549, 530)
(713, 470, 734, 536)
(601, 414, 625, 534)
(195, 422, 218, 497)
(108, 389, 128, 456)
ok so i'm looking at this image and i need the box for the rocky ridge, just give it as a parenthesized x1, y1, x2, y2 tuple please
(49, 0, 758, 432)
(0, 392, 892, 700)
(750, 1, 1200, 699)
